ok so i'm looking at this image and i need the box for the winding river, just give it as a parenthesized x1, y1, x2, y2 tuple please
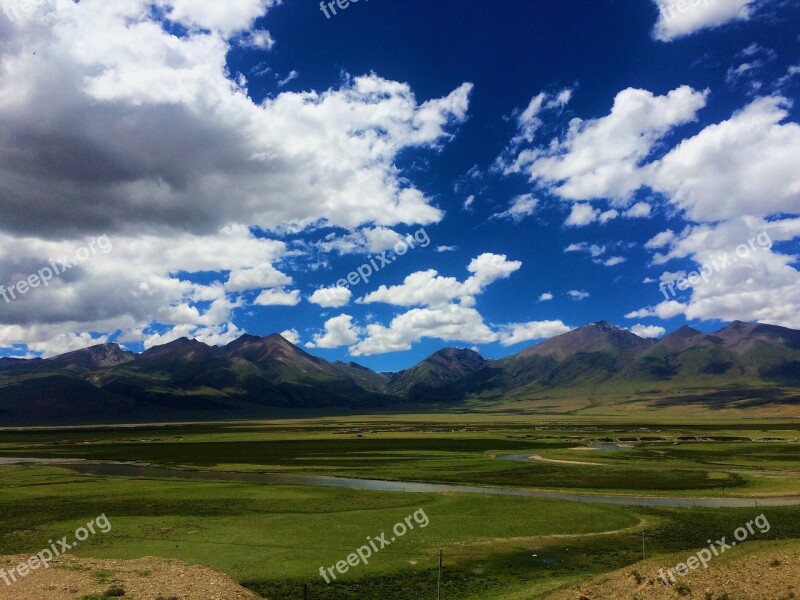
(4, 458, 795, 509)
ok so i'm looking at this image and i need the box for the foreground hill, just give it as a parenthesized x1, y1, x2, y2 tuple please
(544, 541, 799, 600)
(1, 320, 799, 424)
(0, 554, 259, 600)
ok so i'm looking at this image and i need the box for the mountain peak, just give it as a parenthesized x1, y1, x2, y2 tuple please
(45, 343, 136, 370)
(429, 347, 485, 361)
(520, 321, 654, 359)
(653, 325, 706, 353)
(673, 325, 703, 336)
(218, 331, 329, 374)
(388, 347, 487, 396)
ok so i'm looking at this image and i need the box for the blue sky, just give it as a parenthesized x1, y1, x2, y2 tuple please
(0, 0, 798, 371)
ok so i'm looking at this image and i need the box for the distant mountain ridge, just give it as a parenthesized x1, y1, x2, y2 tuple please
(1, 320, 799, 425)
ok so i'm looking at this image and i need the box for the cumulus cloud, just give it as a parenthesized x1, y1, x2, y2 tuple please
(350, 305, 497, 356)
(652, 0, 755, 42)
(309, 286, 352, 308)
(624, 202, 652, 218)
(315, 227, 414, 256)
(603, 256, 626, 267)
(507, 86, 708, 204)
(359, 253, 522, 308)
(624, 300, 687, 320)
(646, 230, 676, 249)
(568, 290, 590, 300)
(538, 292, 554, 301)
(497, 320, 572, 346)
(307, 314, 361, 349)
(565, 204, 601, 227)
(630, 324, 666, 338)
(0, 1, 473, 355)
(254, 288, 301, 306)
(348, 254, 529, 355)
(646, 96, 800, 222)
(638, 218, 800, 328)
(505, 85, 800, 331)
(280, 328, 300, 345)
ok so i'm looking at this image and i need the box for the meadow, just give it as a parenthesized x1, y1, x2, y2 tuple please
(1, 418, 799, 598)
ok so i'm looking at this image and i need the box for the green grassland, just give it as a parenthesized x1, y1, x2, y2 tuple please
(1, 419, 800, 598)
(2, 420, 799, 496)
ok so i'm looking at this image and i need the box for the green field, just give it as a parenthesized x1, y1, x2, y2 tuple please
(1, 418, 799, 598)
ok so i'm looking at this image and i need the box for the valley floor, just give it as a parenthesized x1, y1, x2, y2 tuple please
(1, 417, 799, 599)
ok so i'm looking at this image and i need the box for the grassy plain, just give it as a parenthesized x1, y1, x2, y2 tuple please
(1, 418, 799, 598)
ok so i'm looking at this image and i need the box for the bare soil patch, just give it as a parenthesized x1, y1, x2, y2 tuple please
(0, 554, 261, 600)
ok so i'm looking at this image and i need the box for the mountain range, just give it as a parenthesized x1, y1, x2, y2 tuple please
(1, 321, 799, 425)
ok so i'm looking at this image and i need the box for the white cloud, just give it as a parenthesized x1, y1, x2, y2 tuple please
(463, 195, 476, 210)
(538, 292, 554, 301)
(163, 0, 281, 36)
(567, 290, 590, 300)
(254, 288, 301, 306)
(358, 270, 466, 308)
(564, 242, 606, 257)
(0, 3, 475, 355)
(775, 64, 800, 89)
(0, 225, 282, 354)
(646, 97, 800, 222)
(652, 0, 755, 42)
(624, 300, 687, 320)
(240, 29, 276, 50)
(436, 245, 458, 253)
(508, 86, 708, 203)
(565, 204, 601, 227)
(643, 277, 657, 283)
(624, 202, 652, 218)
(660, 270, 687, 284)
(497, 320, 572, 346)
(599, 209, 620, 224)
(350, 304, 497, 356)
(504, 85, 800, 331)
(308, 314, 361, 349)
(642, 218, 800, 328)
(309, 286, 352, 308)
(315, 227, 413, 256)
(511, 88, 574, 144)
(630, 324, 666, 338)
(491, 194, 538, 223)
(645, 230, 676, 249)
(603, 256, 626, 266)
(280, 328, 300, 345)
(226, 263, 292, 292)
(359, 253, 522, 308)
(348, 253, 534, 355)
(509, 91, 799, 228)
(277, 70, 299, 87)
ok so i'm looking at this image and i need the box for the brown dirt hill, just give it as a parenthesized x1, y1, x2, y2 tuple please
(543, 541, 799, 600)
(0, 554, 261, 600)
